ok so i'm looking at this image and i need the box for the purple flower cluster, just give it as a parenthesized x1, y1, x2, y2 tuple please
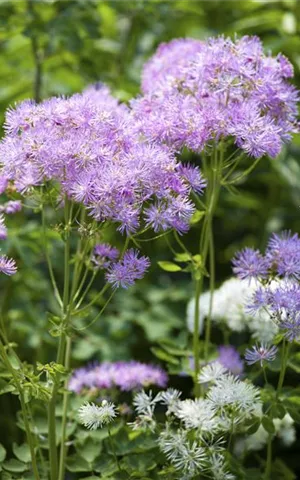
(133, 36, 299, 157)
(233, 231, 300, 281)
(0, 84, 204, 236)
(68, 360, 168, 393)
(233, 231, 300, 342)
(105, 249, 150, 289)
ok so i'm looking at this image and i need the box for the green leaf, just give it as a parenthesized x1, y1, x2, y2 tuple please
(150, 347, 180, 365)
(157, 261, 182, 272)
(94, 454, 119, 475)
(262, 416, 275, 434)
(0, 444, 7, 463)
(12, 443, 31, 463)
(190, 210, 205, 225)
(2, 459, 27, 473)
(120, 452, 157, 474)
(76, 438, 102, 463)
(66, 454, 90, 472)
(174, 252, 191, 262)
(246, 418, 261, 435)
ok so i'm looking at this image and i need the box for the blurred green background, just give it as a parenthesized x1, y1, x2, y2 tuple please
(0, 0, 300, 460)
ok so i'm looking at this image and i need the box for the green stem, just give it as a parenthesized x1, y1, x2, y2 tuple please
(193, 144, 223, 395)
(204, 226, 215, 361)
(264, 434, 272, 479)
(277, 339, 290, 393)
(41, 202, 62, 308)
(0, 341, 40, 480)
(58, 335, 72, 480)
(48, 198, 72, 480)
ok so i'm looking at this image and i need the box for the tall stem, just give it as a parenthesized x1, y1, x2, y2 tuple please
(193, 144, 223, 395)
(48, 197, 72, 480)
(58, 335, 72, 480)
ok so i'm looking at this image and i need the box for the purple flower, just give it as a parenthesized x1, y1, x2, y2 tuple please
(134, 35, 299, 158)
(266, 231, 300, 280)
(217, 345, 244, 376)
(0, 175, 8, 194)
(245, 344, 278, 366)
(93, 243, 119, 268)
(0, 215, 7, 240)
(68, 361, 168, 393)
(3, 200, 22, 215)
(0, 84, 202, 236)
(105, 249, 150, 289)
(232, 247, 269, 281)
(0, 255, 17, 275)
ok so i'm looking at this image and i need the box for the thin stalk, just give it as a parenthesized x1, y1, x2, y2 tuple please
(74, 270, 97, 308)
(48, 198, 72, 480)
(41, 203, 62, 308)
(193, 144, 223, 394)
(73, 290, 115, 331)
(277, 339, 290, 393)
(58, 335, 72, 480)
(264, 434, 272, 479)
(204, 226, 214, 361)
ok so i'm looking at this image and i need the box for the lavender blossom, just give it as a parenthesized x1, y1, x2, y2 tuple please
(217, 345, 244, 376)
(105, 249, 150, 289)
(134, 35, 299, 158)
(232, 247, 269, 281)
(0, 255, 17, 275)
(266, 231, 300, 280)
(68, 360, 168, 393)
(245, 344, 278, 366)
(3, 200, 22, 214)
(92, 243, 119, 268)
(0, 84, 202, 236)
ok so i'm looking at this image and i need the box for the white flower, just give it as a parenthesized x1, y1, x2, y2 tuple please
(209, 453, 235, 479)
(207, 374, 261, 421)
(159, 429, 205, 477)
(174, 398, 219, 433)
(132, 390, 160, 416)
(157, 388, 182, 414)
(186, 278, 255, 334)
(198, 361, 227, 384)
(78, 400, 117, 430)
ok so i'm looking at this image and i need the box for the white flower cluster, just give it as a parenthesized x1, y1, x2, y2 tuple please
(78, 400, 117, 430)
(130, 368, 261, 479)
(186, 277, 278, 343)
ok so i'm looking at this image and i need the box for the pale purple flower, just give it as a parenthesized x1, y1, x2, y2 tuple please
(134, 35, 299, 158)
(266, 231, 300, 280)
(0, 84, 203, 235)
(68, 361, 168, 393)
(245, 344, 278, 366)
(0, 175, 8, 194)
(93, 243, 119, 268)
(0, 255, 17, 275)
(105, 249, 150, 289)
(217, 345, 244, 376)
(232, 247, 269, 281)
(141, 38, 203, 94)
(3, 200, 22, 214)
